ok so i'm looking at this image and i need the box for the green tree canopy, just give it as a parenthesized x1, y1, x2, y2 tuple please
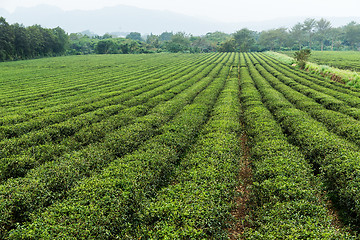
(259, 28, 288, 51)
(315, 18, 332, 51)
(344, 21, 360, 50)
(126, 32, 143, 42)
(165, 32, 190, 53)
(233, 28, 256, 52)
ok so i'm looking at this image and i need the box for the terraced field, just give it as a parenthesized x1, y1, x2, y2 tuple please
(1, 53, 360, 239)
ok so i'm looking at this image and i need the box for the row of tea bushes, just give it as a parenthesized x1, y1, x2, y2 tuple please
(245, 53, 359, 236)
(0, 54, 229, 238)
(3, 54, 234, 239)
(239, 56, 349, 238)
(139, 62, 242, 238)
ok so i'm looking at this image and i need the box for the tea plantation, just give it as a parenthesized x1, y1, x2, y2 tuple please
(1, 53, 359, 239)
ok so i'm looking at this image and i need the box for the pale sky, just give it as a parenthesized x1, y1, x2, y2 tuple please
(1, 0, 360, 22)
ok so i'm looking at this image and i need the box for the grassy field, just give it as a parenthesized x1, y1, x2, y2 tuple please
(309, 51, 360, 72)
(277, 51, 360, 88)
(1, 53, 360, 239)
(281, 51, 360, 72)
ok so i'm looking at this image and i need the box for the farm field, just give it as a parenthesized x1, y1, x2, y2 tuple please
(1, 53, 360, 239)
(281, 51, 360, 72)
(309, 51, 360, 72)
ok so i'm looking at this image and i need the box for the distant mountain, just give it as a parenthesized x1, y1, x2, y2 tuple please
(1, 5, 359, 35)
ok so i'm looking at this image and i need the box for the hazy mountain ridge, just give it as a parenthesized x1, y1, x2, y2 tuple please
(1, 5, 360, 35)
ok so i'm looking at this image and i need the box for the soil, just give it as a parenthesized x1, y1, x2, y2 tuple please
(228, 129, 252, 240)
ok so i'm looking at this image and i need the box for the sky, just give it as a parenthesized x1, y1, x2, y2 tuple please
(1, 0, 360, 23)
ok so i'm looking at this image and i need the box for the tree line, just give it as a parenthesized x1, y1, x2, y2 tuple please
(219, 18, 360, 52)
(68, 31, 229, 55)
(1, 16, 360, 62)
(67, 18, 360, 54)
(0, 17, 68, 61)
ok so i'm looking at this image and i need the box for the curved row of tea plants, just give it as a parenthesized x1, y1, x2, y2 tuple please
(0, 54, 222, 182)
(270, 51, 360, 88)
(0, 54, 184, 112)
(0, 53, 230, 237)
(262, 53, 360, 96)
(0, 53, 220, 182)
(239, 55, 349, 239)
(139, 61, 242, 239)
(249, 54, 360, 146)
(259, 53, 360, 107)
(0, 54, 210, 131)
(307, 51, 360, 72)
(244, 53, 360, 234)
(0, 54, 198, 105)
(1, 53, 235, 238)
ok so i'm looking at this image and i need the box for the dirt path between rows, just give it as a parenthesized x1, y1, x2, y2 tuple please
(228, 127, 252, 239)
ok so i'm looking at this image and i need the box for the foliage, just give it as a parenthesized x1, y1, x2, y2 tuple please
(0, 17, 68, 61)
(272, 51, 360, 87)
(218, 38, 235, 52)
(164, 32, 191, 53)
(233, 28, 257, 52)
(343, 22, 360, 50)
(316, 18, 332, 51)
(258, 28, 288, 51)
(2, 52, 360, 239)
(239, 53, 352, 239)
(126, 32, 143, 42)
(294, 49, 311, 68)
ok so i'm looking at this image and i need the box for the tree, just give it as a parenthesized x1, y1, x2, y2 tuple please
(259, 28, 288, 51)
(165, 32, 190, 53)
(218, 39, 235, 52)
(290, 23, 305, 50)
(189, 36, 216, 53)
(159, 32, 173, 42)
(204, 31, 230, 44)
(344, 21, 360, 50)
(146, 34, 160, 48)
(328, 27, 343, 51)
(68, 34, 97, 55)
(294, 49, 311, 69)
(26, 25, 45, 57)
(315, 18, 332, 51)
(233, 28, 256, 52)
(52, 27, 69, 55)
(95, 39, 117, 54)
(11, 23, 30, 59)
(126, 32, 143, 42)
(302, 18, 316, 49)
(0, 17, 14, 60)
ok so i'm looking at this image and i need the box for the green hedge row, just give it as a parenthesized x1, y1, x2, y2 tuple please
(0, 54, 175, 116)
(257, 54, 360, 123)
(0, 54, 210, 132)
(260, 53, 360, 102)
(2, 52, 226, 234)
(0, 54, 211, 139)
(0, 53, 231, 238)
(248, 54, 360, 146)
(6, 53, 233, 239)
(239, 56, 349, 239)
(0, 54, 221, 182)
(244, 53, 360, 236)
(0, 54, 207, 104)
(138, 60, 242, 238)
(262, 52, 360, 95)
